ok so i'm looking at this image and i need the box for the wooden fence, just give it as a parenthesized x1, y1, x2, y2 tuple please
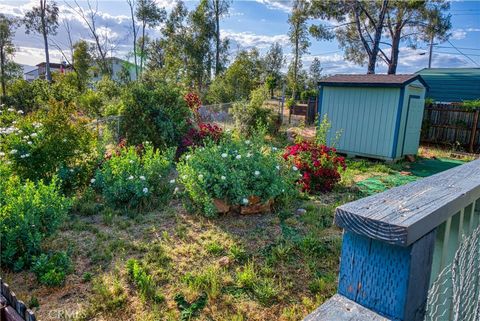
(305, 159, 480, 321)
(0, 278, 36, 321)
(421, 103, 480, 153)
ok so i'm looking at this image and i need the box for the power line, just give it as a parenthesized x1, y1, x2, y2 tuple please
(436, 46, 480, 51)
(446, 39, 480, 66)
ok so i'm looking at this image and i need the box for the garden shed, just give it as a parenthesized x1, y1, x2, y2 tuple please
(318, 74, 427, 161)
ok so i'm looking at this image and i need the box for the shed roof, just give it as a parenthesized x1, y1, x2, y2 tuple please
(416, 68, 480, 103)
(319, 74, 427, 88)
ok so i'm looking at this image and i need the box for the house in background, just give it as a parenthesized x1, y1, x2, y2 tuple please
(317, 74, 427, 161)
(91, 57, 137, 82)
(24, 62, 73, 81)
(416, 68, 480, 103)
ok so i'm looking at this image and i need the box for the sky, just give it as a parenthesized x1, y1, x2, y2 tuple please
(1, 0, 479, 74)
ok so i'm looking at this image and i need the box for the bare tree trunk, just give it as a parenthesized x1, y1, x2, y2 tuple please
(387, 30, 401, 74)
(127, 0, 138, 79)
(41, 0, 52, 82)
(140, 22, 146, 75)
(214, 0, 220, 76)
(292, 27, 299, 100)
(0, 46, 6, 99)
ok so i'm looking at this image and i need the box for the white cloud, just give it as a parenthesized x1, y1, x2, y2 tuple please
(255, 0, 292, 13)
(451, 29, 467, 40)
(222, 29, 289, 49)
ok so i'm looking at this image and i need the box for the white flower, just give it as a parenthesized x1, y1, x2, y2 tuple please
(23, 135, 29, 139)
(17, 110, 24, 114)
(25, 153, 30, 157)
(69, 169, 74, 173)
(90, 178, 96, 184)
(292, 166, 298, 171)
(7, 108, 14, 112)
(139, 175, 146, 180)
(0, 152, 5, 157)
(10, 149, 17, 154)
(221, 153, 228, 158)
(128, 175, 134, 180)
(245, 140, 251, 144)
(30, 133, 38, 138)
(62, 138, 67, 142)
(129, 160, 134, 164)
(185, 155, 191, 160)
(182, 175, 187, 179)
(143, 187, 149, 194)
(254, 170, 260, 176)
(221, 175, 226, 180)
(169, 179, 175, 184)
(246, 153, 252, 158)
(272, 147, 278, 151)
(174, 187, 180, 194)
(242, 198, 249, 205)
(236, 155, 241, 160)
(276, 165, 280, 170)
(198, 174, 204, 180)
(27, 141, 32, 145)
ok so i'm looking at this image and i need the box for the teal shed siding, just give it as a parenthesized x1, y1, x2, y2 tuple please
(416, 68, 480, 103)
(318, 80, 426, 161)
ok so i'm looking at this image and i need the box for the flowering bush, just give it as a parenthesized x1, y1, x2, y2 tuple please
(181, 122, 223, 149)
(0, 167, 71, 270)
(93, 142, 174, 212)
(184, 92, 202, 112)
(177, 137, 297, 217)
(0, 102, 97, 191)
(283, 141, 346, 192)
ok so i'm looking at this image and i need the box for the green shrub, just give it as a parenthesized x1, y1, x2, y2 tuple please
(126, 258, 164, 303)
(120, 81, 192, 148)
(230, 86, 278, 136)
(0, 102, 97, 190)
(31, 251, 73, 286)
(177, 136, 297, 217)
(463, 99, 480, 110)
(93, 143, 174, 212)
(0, 174, 71, 270)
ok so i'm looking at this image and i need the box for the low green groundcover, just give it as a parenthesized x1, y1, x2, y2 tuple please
(357, 158, 465, 196)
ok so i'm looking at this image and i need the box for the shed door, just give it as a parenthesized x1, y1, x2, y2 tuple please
(402, 95, 424, 155)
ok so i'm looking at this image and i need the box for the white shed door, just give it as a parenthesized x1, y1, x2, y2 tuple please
(402, 96, 424, 155)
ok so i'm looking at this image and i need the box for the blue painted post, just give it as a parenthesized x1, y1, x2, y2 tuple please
(338, 230, 436, 321)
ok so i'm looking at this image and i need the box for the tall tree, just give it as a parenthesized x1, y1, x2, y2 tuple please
(24, 0, 59, 82)
(0, 14, 18, 101)
(288, 0, 310, 99)
(126, 0, 139, 79)
(136, 0, 166, 75)
(264, 42, 285, 97)
(310, 0, 389, 74)
(308, 57, 323, 89)
(68, 0, 117, 76)
(72, 40, 91, 91)
(210, 0, 230, 75)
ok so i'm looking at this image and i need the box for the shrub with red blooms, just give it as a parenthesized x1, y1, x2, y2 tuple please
(283, 141, 346, 192)
(184, 92, 202, 112)
(182, 123, 223, 148)
(104, 138, 145, 160)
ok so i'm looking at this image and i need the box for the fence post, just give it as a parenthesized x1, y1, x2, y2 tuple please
(469, 109, 479, 153)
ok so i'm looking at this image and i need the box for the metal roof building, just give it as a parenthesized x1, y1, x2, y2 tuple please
(416, 68, 480, 103)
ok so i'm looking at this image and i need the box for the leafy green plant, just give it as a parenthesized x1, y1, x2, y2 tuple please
(0, 172, 71, 270)
(31, 251, 73, 286)
(126, 259, 164, 303)
(0, 101, 97, 191)
(182, 265, 224, 299)
(93, 142, 174, 212)
(174, 292, 208, 321)
(177, 135, 297, 217)
(462, 99, 480, 110)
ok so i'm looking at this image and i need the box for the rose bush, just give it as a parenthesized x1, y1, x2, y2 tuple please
(177, 136, 297, 217)
(283, 141, 346, 192)
(93, 142, 174, 212)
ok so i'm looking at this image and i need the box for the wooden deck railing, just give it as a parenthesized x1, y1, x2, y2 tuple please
(0, 278, 36, 321)
(305, 159, 480, 321)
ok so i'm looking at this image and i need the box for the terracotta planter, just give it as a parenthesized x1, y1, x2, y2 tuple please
(213, 196, 273, 215)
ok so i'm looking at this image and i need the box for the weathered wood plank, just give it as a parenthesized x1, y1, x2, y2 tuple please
(335, 159, 480, 246)
(303, 294, 391, 321)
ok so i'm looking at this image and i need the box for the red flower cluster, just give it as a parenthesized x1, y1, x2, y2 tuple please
(104, 138, 144, 160)
(182, 123, 223, 148)
(283, 141, 346, 192)
(184, 92, 202, 112)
